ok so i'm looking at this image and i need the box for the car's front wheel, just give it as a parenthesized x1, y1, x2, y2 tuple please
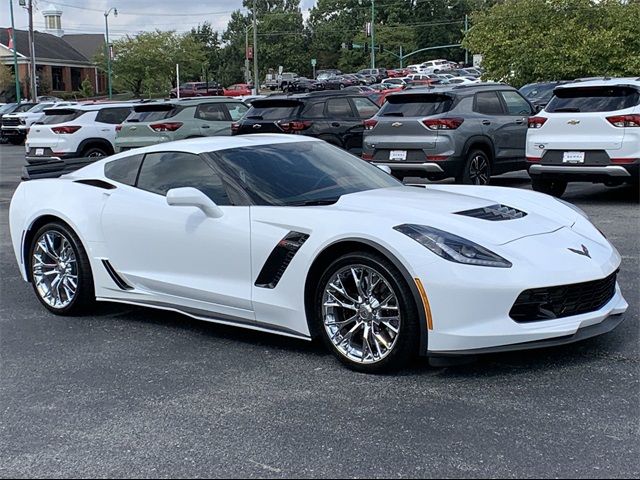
(29, 222, 95, 315)
(531, 177, 567, 197)
(315, 252, 420, 373)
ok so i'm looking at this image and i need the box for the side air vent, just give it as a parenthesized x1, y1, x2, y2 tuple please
(455, 204, 527, 221)
(74, 179, 116, 190)
(102, 260, 133, 290)
(255, 231, 310, 289)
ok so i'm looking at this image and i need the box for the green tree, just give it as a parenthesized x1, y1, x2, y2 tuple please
(463, 0, 640, 86)
(0, 63, 14, 93)
(80, 77, 94, 98)
(187, 22, 222, 83)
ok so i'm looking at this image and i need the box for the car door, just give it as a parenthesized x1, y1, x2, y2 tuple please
(324, 97, 363, 152)
(194, 102, 233, 136)
(100, 150, 253, 318)
(474, 91, 513, 167)
(497, 90, 534, 164)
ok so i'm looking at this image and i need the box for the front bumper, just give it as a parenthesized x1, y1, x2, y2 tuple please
(1, 125, 27, 136)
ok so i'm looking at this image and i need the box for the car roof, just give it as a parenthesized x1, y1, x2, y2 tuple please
(400, 82, 513, 95)
(556, 77, 640, 90)
(47, 102, 137, 112)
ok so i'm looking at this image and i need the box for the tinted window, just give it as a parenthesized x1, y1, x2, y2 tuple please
(475, 91, 504, 115)
(245, 100, 301, 120)
(500, 91, 532, 115)
(380, 94, 453, 117)
(104, 154, 144, 186)
(28, 103, 55, 113)
(15, 103, 37, 113)
(96, 107, 132, 124)
(301, 101, 325, 119)
(137, 151, 230, 205)
(126, 105, 180, 123)
(351, 97, 379, 119)
(211, 141, 399, 206)
(195, 103, 228, 121)
(546, 86, 640, 113)
(326, 98, 355, 117)
(0, 104, 17, 115)
(41, 109, 85, 124)
(226, 102, 248, 121)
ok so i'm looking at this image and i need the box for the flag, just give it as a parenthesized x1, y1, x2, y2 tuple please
(8, 28, 14, 50)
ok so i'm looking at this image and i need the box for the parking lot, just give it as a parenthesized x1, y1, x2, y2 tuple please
(0, 142, 638, 477)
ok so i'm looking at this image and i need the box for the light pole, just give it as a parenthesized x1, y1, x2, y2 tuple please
(252, 0, 259, 95)
(245, 24, 253, 85)
(9, 0, 21, 102)
(370, 0, 375, 69)
(104, 7, 118, 99)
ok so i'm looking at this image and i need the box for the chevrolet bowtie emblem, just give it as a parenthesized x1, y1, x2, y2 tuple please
(567, 120, 580, 125)
(252, 124, 262, 129)
(392, 122, 403, 127)
(568, 244, 591, 258)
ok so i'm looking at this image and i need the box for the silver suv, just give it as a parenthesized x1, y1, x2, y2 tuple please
(362, 84, 535, 184)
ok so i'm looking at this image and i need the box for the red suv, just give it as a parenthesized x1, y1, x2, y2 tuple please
(223, 84, 252, 96)
(170, 82, 224, 98)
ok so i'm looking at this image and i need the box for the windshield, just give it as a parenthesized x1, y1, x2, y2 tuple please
(28, 103, 54, 113)
(546, 86, 639, 113)
(380, 94, 453, 117)
(0, 103, 17, 114)
(211, 141, 399, 206)
(244, 100, 301, 120)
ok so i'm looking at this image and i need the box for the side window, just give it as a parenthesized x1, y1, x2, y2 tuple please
(301, 101, 325, 119)
(351, 97, 379, 119)
(136, 151, 231, 205)
(325, 98, 355, 118)
(475, 92, 505, 115)
(96, 107, 132, 124)
(195, 103, 229, 121)
(226, 102, 248, 121)
(104, 154, 144, 186)
(500, 91, 533, 115)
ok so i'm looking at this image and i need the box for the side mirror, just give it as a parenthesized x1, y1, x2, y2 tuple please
(166, 187, 224, 218)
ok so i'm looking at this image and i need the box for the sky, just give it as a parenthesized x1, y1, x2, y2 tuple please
(1, 0, 316, 39)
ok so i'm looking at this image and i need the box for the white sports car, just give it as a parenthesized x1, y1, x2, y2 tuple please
(9, 135, 628, 372)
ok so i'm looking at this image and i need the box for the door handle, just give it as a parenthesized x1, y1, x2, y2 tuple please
(515, 118, 526, 125)
(331, 122, 340, 127)
(482, 120, 491, 126)
(202, 125, 211, 129)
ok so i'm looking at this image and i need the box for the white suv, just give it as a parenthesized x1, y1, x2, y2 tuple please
(25, 103, 135, 162)
(526, 78, 639, 197)
(1, 102, 75, 145)
(419, 59, 451, 74)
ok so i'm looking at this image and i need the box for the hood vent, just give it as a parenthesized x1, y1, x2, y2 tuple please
(455, 204, 527, 221)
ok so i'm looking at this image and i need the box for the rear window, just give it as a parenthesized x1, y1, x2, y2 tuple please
(126, 104, 180, 123)
(245, 100, 302, 120)
(96, 107, 132, 124)
(546, 86, 640, 113)
(379, 94, 453, 117)
(41, 109, 84, 124)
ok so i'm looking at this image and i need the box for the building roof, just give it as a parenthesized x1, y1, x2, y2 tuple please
(62, 34, 105, 62)
(0, 28, 93, 65)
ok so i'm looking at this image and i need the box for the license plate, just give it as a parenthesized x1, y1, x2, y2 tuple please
(389, 150, 407, 161)
(562, 151, 585, 164)
(36, 148, 44, 156)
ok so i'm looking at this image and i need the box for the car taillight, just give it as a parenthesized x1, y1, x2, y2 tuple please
(362, 153, 373, 161)
(363, 119, 378, 131)
(149, 122, 183, 132)
(422, 118, 464, 130)
(528, 117, 548, 129)
(51, 126, 82, 134)
(526, 156, 542, 162)
(278, 120, 312, 133)
(231, 122, 240, 135)
(115, 125, 122, 132)
(606, 114, 640, 128)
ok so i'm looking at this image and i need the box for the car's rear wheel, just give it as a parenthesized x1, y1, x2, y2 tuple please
(29, 222, 95, 315)
(82, 146, 108, 158)
(458, 149, 491, 185)
(531, 177, 567, 197)
(315, 252, 419, 373)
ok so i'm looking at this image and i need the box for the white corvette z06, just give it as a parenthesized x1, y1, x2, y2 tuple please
(10, 135, 628, 372)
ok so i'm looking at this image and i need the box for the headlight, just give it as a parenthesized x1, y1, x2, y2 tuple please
(394, 224, 512, 268)
(557, 198, 588, 219)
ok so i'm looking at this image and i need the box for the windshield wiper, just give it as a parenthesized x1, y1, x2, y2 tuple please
(552, 107, 580, 112)
(247, 115, 264, 120)
(382, 112, 404, 117)
(287, 198, 340, 206)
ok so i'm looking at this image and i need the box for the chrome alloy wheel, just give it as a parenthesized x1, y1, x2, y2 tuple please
(322, 265, 401, 364)
(469, 154, 490, 185)
(32, 230, 78, 309)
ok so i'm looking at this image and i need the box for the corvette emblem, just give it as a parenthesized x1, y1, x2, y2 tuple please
(567, 120, 580, 125)
(253, 124, 262, 129)
(392, 122, 403, 127)
(568, 244, 591, 258)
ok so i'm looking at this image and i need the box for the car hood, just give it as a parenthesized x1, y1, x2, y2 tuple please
(332, 185, 579, 246)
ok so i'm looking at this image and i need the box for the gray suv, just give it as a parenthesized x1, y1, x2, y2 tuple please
(362, 84, 535, 183)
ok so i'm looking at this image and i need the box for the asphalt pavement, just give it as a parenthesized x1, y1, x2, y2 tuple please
(0, 143, 638, 478)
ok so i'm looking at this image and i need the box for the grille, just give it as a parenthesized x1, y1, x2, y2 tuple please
(2, 118, 20, 127)
(510, 271, 617, 322)
(456, 204, 527, 221)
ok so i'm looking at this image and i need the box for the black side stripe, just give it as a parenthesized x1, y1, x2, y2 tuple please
(255, 231, 309, 289)
(102, 260, 133, 290)
(74, 179, 116, 190)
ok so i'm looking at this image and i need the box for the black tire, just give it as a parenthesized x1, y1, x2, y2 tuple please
(531, 177, 568, 197)
(28, 221, 95, 315)
(8, 136, 24, 145)
(339, 83, 345, 89)
(314, 251, 420, 373)
(458, 148, 492, 185)
(81, 145, 109, 158)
